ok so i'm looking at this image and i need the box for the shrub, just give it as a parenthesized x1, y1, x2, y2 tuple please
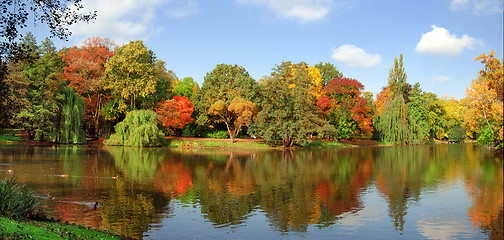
(448, 125, 466, 143)
(205, 130, 229, 139)
(0, 176, 38, 219)
(105, 110, 167, 147)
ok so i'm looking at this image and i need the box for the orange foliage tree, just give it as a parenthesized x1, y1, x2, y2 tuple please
(208, 97, 257, 143)
(155, 96, 194, 136)
(62, 37, 115, 136)
(463, 51, 503, 147)
(317, 77, 373, 139)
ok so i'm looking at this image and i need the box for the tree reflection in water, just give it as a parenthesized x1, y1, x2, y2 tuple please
(0, 144, 501, 239)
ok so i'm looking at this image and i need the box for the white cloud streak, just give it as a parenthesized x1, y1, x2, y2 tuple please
(69, 0, 197, 45)
(431, 75, 451, 83)
(238, 0, 335, 23)
(331, 44, 382, 68)
(415, 25, 481, 57)
(450, 0, 502, 15)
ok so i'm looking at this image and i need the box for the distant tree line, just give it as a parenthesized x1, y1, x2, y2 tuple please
(0, 35, 502, 148)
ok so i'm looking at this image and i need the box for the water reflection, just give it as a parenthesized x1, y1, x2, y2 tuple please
(0, 144, 502, 239)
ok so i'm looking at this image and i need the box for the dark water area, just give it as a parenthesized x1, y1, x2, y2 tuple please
(0, 143, 502, 239)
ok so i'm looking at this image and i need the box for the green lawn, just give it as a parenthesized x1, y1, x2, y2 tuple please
(0, 217, 122, 240)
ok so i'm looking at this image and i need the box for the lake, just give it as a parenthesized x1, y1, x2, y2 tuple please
(0, 143, 502, 239)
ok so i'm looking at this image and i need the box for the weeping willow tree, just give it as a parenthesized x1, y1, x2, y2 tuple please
(104, 110, 166, 147)
(59, 87, 86, 144)
(376, 95, 420, 144)
(375, 54, 421, 144)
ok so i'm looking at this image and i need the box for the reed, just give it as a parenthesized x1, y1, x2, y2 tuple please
(0, 176, 38, 219)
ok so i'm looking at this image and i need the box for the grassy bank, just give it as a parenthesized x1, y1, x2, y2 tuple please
(0, 129, 23, 143)
(0, 216, 122, 240)
(167, 137, 273, 149)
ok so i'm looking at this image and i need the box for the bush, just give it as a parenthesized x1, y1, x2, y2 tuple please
(448, 125, 466, 143)
(105, 110, 167, 147)
(0, 176, 38, 219)
(205, 130, 229, 139)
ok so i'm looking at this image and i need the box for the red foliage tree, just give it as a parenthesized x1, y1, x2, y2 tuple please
(317, 77, 374, 138)
(155, 96, 194, 136)
(62, 37, 115, 136)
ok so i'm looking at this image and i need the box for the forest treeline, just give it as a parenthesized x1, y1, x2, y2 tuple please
(0, 35, 502, 148)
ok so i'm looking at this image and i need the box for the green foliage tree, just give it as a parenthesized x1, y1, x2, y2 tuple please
(193, 64, 260, 140)
(314, 62, 343, 86)
(5, 35, 64, 141)
(388, 54, 408, 98)
(173, 77, 198, 100)
(59, 87, 86, 144)
(104, 110, 166, 147)
(448, 125, 466, 143)
(375, 54, 421, 144)
(102, 40, 157, 112)
(254, 61, 335, 147)
(376, 95, 420, 144)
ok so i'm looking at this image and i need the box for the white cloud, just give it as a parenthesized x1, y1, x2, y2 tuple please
(450, 0, 502, 14)
(238, 0, 335, 23)
(431, 75, 451, 83)
(450, 0, 469, 11)
(415, 25, 481, 57)
(331, 44, 382, 68)
(69, 0, 197, 44)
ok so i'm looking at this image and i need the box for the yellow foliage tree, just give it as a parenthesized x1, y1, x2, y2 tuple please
(463, 76, 503, 144)
(308, 65, 323, 98)
(474, 50, 503, 101)
(209, 97, 258, 143)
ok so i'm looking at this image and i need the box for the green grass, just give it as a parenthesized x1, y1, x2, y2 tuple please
(0, 129, 23, 143)
(0, 135, 22, 143)
(307, 140, 350, 148)
(0, 216, 122, 240)
(168, 138, 272, 149)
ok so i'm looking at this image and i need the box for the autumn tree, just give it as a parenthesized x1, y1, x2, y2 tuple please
(254, 61, 335, 147)
(155, 96, 194, 136)
(317, 77, 373, 139)
(62, 37, 115, 136)
(193, 64, 260, 141)
(463, 52, 503, 147)
(474, 50, 503, 101)
(209, 97, 257, 142)
(102, 40, 157, 112)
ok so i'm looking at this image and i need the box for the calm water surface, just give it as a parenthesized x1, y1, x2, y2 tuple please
(0, 143, 502, 239)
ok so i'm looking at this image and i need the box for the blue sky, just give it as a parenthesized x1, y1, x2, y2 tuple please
(41, 0, 502, 99)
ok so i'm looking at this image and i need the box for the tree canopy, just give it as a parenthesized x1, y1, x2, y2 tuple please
(254, 61, 335, 147)
(0, 0, 96, 56)
(193, 63, 260, 141)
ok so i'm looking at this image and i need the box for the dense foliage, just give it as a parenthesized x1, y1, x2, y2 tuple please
(374, 54, 422, 144)
(59, 87, 86, 144)
(193, 64, 260, 141)
(105, 110, 166, 147)
(155, 96, 194, 136)
(0, 33, 502, 148)
(317, 77, 373, 139)
(254, 61, 335, 147)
